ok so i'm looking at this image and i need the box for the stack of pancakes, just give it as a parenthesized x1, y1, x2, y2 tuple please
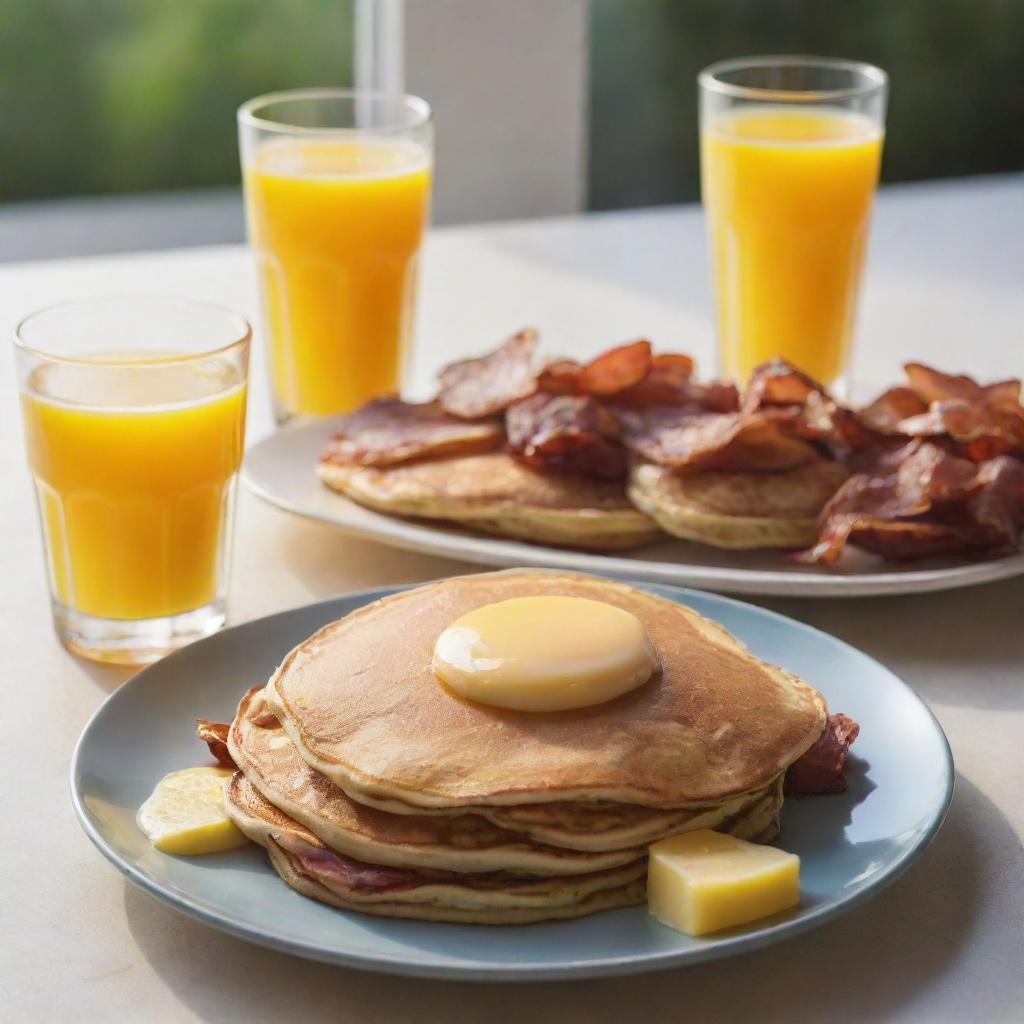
(223, 571, 828, 924)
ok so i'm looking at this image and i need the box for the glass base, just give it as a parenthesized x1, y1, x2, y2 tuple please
(52, 599, 226, 666)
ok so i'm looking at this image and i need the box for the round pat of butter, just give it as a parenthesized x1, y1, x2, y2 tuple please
(432, 595, 658, 712)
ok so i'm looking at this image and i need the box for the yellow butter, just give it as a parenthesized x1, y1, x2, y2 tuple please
(138, 766, 249, 856)
(647, 829, 799, 936)
(432, 595, 658, 712)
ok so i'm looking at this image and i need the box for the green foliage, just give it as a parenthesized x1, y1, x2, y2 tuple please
(5, 2, 1021, 206)
(0, 0, 353, 201)
(589, 0, 1024, 208)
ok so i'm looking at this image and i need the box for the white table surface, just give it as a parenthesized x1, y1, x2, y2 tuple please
(1, 176, 1022, 1024)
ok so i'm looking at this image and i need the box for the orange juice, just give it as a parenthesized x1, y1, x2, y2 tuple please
(244, 139, 431, 418)
(701, 107, 883, 384)
(20, 361, 246, 620)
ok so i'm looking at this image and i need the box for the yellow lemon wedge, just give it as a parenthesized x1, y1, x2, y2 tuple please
(138, 766, 248, 855)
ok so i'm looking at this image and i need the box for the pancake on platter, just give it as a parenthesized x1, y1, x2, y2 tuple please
(224, 773, 647, 925)
(266, 569, 828, 812)
(315, 339, 865, 556)
(229, 686, 642, 874)
(628, 460, 852, 550)
(317, 453, 662, 551)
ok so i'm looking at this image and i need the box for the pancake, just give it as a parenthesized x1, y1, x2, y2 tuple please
(225, 773, 647, 924)
(267, 569, 827, 811)
(229, 686, 643, 874)
(285, 758, 784, 852)
(317, 452, 662, 551)
(226, 773, 782, 925)
(231, 685, 781, 856)
(628, 460, 851, 550)
(480, 786, 774, 851)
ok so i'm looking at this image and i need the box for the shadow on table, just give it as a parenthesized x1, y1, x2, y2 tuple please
(123, 772, 1014, 1024)
(245, 503, 480, 607)
(759, 575, 1024, 713)
(281, 518, 477, 598)
(67, 650, 135, 695)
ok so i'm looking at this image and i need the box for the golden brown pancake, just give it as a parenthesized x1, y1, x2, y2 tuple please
(628, 460, 851, 550)
(229, 686, 642, 874)
(267, 570, 827, 811)
(480, 787, 772, 851)
(288, 759, 784, 852)
(317, 452, 661, 551)
(225, 773, 647, 924)
(225, 773, 782, 924)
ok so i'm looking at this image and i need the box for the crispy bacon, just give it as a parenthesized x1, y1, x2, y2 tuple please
(507, 392, 628, 480)
(617, 406, 819, 473)
(320, 399, 503, 467)
(437, 330, 539, 418)
(537, 340, 653, 398)
(742, 359, 824, 411)
(274, 833, 421, 892)
(614, 353, 739, 412)
(743, 359, 877, 456)
(616, 359, 873, 474)
(804, 443, 1024, 564)
(860, 387, 929, 434)
(904, 363, 1022, 407)
(196, 720, 236, 769)
(536, 358, 582, 395)
(785, 714, 860, 795)
(969, 456, 1024, 538)
(859, 364, 1024, 462)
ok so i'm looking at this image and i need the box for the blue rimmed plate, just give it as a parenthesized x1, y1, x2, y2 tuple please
(71, 580, 952, 980)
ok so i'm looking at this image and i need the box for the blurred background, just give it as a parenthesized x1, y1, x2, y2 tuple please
(3, 0, 1022, 260)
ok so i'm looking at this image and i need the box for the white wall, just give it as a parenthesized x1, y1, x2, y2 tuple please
(404, 0, 589, 224)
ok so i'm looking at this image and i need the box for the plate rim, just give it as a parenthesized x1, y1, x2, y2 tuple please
(70, 579, 955, 980)
(241, 422, 1024, 599)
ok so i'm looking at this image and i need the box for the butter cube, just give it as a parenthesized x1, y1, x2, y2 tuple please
(647, 829, 799, 936)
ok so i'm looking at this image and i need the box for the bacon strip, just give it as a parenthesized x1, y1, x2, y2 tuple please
(743, 359, 878, 456)
(614, 354, 738, 411)
(320, 399, 503, 467)
(274, 833, 421, 893)
(785, 714, 860, 795)
(507, 392, 628, 480)
(615, 359, 869, 473)
(859, 364, 1024, 462)
(538, 340, 653, 398)
(904, 363, 1022, 407)
(437, 330, 539, 418)
(617, 406, 820, 473)
(860, 387, 929, 434)
(536, 359, 582, 396)
(196, 720, 236, 769)
(804, 443, 1024, 564)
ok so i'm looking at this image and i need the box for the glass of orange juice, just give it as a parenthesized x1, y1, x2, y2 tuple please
(699, 57, 888, 390)
(238, 88, 432, 423)
(14, 298, 250, 665)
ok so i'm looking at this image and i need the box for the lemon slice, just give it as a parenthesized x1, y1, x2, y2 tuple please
(138, 766, 248, 855)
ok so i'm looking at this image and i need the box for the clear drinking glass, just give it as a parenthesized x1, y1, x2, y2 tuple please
(238, 88, 433, 424)
(699, 56, 888, 391)
(14, 298, 251, 665)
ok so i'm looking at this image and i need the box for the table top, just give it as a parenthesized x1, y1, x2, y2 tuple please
(2, 175, 1022, 1024)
